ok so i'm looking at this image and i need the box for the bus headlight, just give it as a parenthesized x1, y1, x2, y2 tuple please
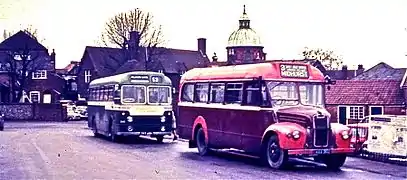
(160, 116, 166, 122)
(292, 130, 300, 139)
(127, 116, 133, 122)
(341, 130, 350, 140)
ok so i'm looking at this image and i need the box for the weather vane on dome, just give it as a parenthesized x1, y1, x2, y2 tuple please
(243, 5, 246, 14)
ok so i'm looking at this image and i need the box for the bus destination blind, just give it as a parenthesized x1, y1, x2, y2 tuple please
(130, 75, 150, 83)
(280, 64, 309, 78)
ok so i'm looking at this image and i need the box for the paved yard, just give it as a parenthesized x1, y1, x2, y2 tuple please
(0, 121, 405, 180)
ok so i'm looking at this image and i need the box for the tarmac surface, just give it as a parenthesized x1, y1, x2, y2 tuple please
(0, 121, 406, 180)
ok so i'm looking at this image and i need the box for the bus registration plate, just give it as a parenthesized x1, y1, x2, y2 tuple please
(314, 149, 330, 154)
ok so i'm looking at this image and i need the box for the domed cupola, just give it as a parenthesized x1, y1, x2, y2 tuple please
(226, 5, 266, 65)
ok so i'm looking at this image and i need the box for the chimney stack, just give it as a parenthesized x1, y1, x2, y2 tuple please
(357, 64, 364, 75)
(341, 65, 348, 80)
(129, 31, 140, 60)
(197, 38, 206, 55)
(50, 49, 56, 70)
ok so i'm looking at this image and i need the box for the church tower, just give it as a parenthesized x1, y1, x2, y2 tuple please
(226, 5, 266, 65)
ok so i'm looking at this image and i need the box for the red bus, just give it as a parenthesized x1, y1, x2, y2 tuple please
(177, 61, 355, 169)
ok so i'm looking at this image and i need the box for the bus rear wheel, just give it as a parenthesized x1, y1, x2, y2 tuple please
(263, 135, 288, 169)
(196, 127, 208, 156)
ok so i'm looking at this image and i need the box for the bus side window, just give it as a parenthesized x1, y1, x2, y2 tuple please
(225, 83, 243, 104)
(181, 83, 194, 102)
(96, 88, 101, 101)
(244, 81, 261, 106)
(103, 88, 108, 101)
(108, 86, 114, 101)
(210, 83, 225, 103)
(195, 83, 209, 103)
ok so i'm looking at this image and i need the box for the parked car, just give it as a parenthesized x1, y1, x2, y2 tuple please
(0, 113, 4, 131)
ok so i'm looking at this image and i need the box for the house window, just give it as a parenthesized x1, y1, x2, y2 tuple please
(29, 91, 40, 103)
(32, 70, 47, 79)
(85, 70, 91, 83)
(349, 106, 364, 119)
(370, 106, 383, 115)
(158, 70, 163, 73)
(14, 54, 31, 60)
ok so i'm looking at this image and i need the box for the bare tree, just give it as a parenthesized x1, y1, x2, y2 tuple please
(98, 8, 166, 71)
(0, 30, 48, 102)
(301, 47, 343, 70)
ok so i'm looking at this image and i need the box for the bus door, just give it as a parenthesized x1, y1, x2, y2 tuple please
(240, 80, 273, 153)
(221, 82, 244, 149)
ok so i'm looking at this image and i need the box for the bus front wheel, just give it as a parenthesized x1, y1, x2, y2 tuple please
(263, 135, 288, 169)
(196, 127, 209, 156)
(109, 120, 118, 142)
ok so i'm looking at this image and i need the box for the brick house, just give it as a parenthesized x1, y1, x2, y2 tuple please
(0, 31, 65, 103)
(325, 62, 407, 124)
(76, 33, 210, 100)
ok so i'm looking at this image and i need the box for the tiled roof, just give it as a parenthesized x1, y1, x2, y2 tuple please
(57, 61, 80, 75)
(82, 46, 127, 77)
(325, 80, 405, 105)
(352, 62, 406, 80)
(401, 71, 407, 88)
(0, 31, 47, 51)
(82, 46, 210, 76)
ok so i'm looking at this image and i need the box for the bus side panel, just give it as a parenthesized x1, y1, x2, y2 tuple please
(177, 105, 196, 141)
(87, 104, 107, 134)
(177, 104, 232, 149)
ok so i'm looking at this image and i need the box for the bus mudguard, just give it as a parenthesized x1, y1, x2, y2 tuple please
(261, 122, 307, 149)
(191, 116, 208, 143)
(330, 123, 352, 148)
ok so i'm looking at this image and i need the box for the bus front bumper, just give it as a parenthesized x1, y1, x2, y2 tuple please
(116, 131, 171, 136)
(288, 147, 356, 155)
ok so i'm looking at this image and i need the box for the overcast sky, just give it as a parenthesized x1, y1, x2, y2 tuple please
(1, 0, 406, 69)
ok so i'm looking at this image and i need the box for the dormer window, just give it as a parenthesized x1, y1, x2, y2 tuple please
(158, 70, 163, 73)
(32, 70, 47, 79)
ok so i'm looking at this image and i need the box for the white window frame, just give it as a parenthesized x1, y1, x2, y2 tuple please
(32, 70, 47, 79)
(14, 54, 31, 60)
(369, 106, 384, 115)
(29, 91, 40, 103)
(158, 70, 163, 73)
(348, 106, 364, 122)
(85, 70, 91, 83)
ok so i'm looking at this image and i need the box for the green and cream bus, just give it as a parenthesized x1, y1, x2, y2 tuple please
(87, 71, 174, 142)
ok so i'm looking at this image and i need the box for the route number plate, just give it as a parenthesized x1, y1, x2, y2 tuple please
(315, 149, 330, 154)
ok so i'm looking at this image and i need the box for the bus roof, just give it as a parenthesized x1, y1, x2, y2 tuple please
(89, 71, 172, 88)
(181, 61, 325, 82)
